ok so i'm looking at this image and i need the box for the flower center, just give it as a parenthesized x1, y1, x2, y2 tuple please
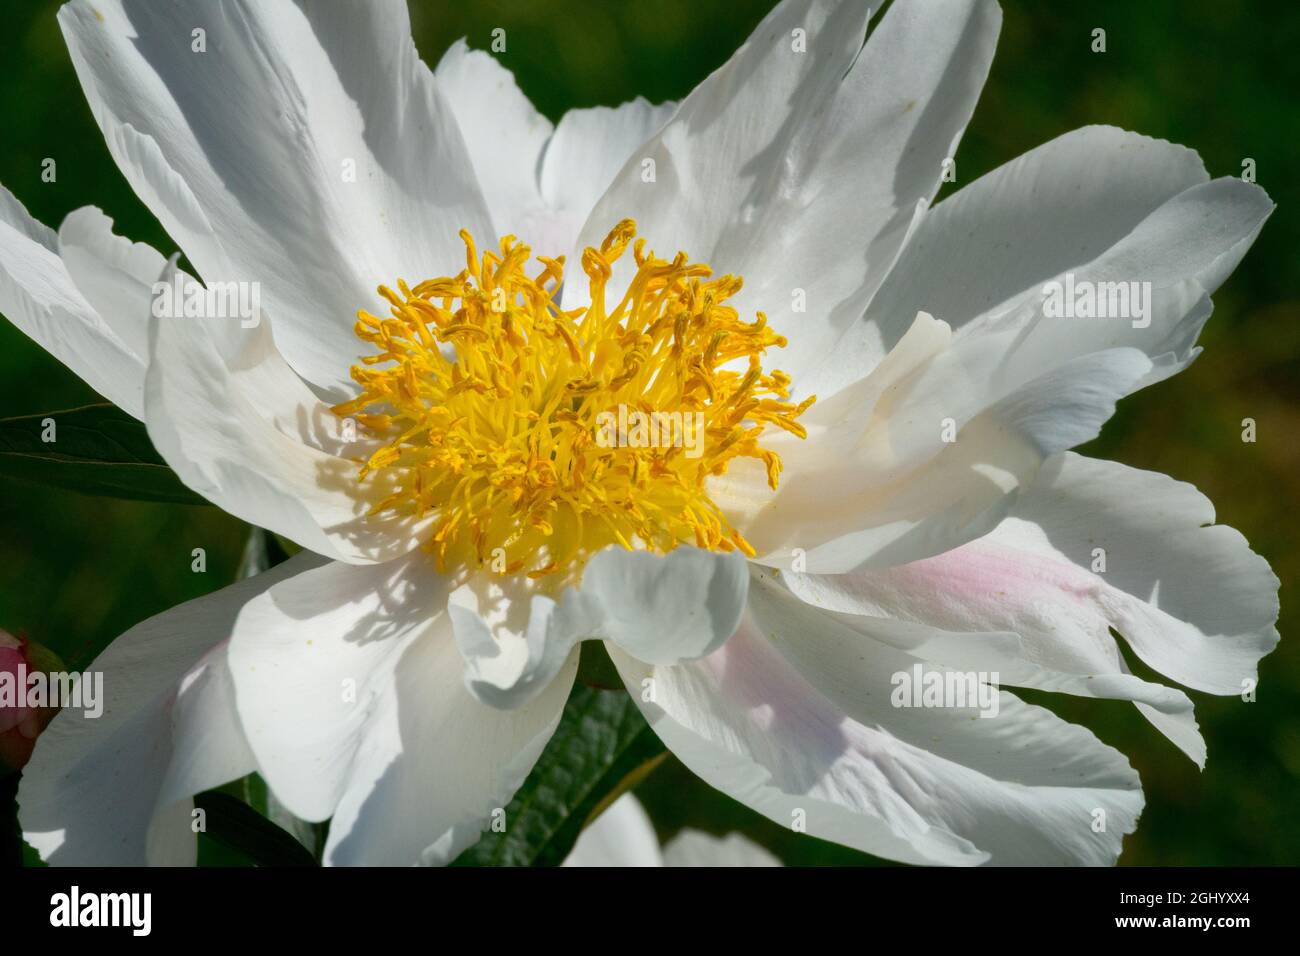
(333, 220, 812, 585)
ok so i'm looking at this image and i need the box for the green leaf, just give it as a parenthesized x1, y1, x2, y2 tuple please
(0, 403, 207, 505)
(452, 681, 666, 867)
(194, 791, 317, 867)
(230, 771, 326, 861)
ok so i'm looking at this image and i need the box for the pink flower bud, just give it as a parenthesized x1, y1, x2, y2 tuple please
(0, 629, 60, 772)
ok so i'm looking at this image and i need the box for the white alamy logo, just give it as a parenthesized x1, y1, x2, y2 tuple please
(50, 886, 151, 936)
(890, 664, 1000, 718)
(0, 665, 103, 718)
(1042, 272, 1152, 329)
(151, 274, 262, 328)
(595, 404, 706, 458)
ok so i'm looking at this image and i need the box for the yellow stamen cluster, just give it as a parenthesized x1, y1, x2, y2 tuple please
(332, 220, 813, 585)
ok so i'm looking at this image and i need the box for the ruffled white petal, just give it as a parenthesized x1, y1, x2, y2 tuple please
(434, 37, 677, 260)
(56, 206, 164, 364)
(999, 454, 1278, 695)
(780, 452, 1279, 769)
(567, 0, 1000, 390)
(611, 569, 1145, 865)
(18, 552, 322, 865)
(226, 556, 444, 821)
(449, 547, 749, 709)
(59, 0, 494, 396)
(808, 126, 1206, 392)
(819, 126, 1272, 395)
(433, 39, 554, 237)
(145, 259, 421, 563)
(784, 574, 1206, 766)
(717, 310, 1150, 571)
(0, 187, 146, 417)
(325, 603, 576, 865)
(225, 555, 574, 864)
(875, 134, 1253, 356)
(538, 97, 677, 258)
(447, 570, 597, 711)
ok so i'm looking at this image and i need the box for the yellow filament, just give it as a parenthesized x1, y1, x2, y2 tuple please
(332, 220, 813, 585)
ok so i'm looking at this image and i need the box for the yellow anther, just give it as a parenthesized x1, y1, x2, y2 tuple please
(333, 221, 812, 585)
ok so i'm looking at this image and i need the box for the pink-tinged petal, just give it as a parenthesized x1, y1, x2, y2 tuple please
(784, 452, 1280, 766)
(610, 570, 1144, 866)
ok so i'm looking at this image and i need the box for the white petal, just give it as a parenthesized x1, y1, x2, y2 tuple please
(782, 555, 1207, 765)
(0, 186, 145, 417)
(568, 0, 1001, 390)
(226, 555, 445, 822)
(1005, 454, 1278, 695)
(778, 445, 1282, 768)
(562, 793, 664, 867)
(18, 552, 322, 865)
(224, 553, 574, 864)
(662, 830, 782, 867)
(57, 206, 164, 362)
(719, 311, 1153, 572)
(581, 547, 750, 665)
(727, 133, 1269, 573)
(448, 570, 596, 711)
(610, 571, 1145, 865)
(822, 126, 1271, 396)
(434, 37, 677, 260)
(449, 547, 749, 709)
(324, 608, 576, 866)
(434, 40, 553, 236)
(48, 206, 356, 452)
(539, 97, 676, 258)
(566, 0, 868, 310)
(60, 0, 494, 395)
(145, 258, 422, 563)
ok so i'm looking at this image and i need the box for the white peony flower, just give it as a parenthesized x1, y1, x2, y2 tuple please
(2, 0, 1278, 866)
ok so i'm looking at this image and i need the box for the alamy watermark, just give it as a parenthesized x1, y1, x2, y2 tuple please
(50, 886, 151, 936)
(1042, 272, 1151, 329)
(0, 664, 103, 718)
(595, 404, 706, 458)
(890, 664, 1000, 718)
(151, 274, 262, 328)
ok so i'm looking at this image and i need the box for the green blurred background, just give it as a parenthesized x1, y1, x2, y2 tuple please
(1, 0, 1296, 865)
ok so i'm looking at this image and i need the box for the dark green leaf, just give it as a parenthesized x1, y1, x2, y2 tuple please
(229, 771, 325, 861)
(194, 791, 317, 867)
(576, 638, 624, 690)
(0, 403, 207, 505)
(452, 681, 666, 867)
